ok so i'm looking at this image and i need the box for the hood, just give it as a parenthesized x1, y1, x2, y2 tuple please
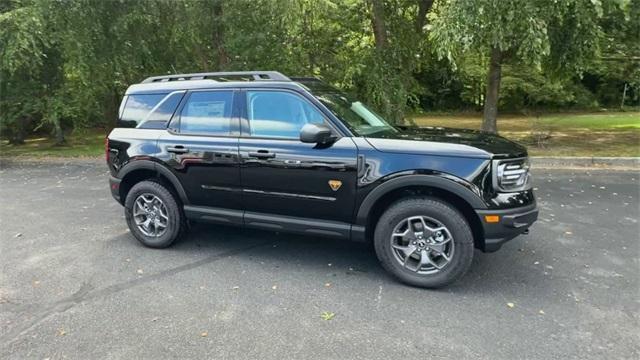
(364, 126, 528, 159)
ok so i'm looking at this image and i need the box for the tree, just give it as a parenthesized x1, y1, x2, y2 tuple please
(431, 0, 603, 133)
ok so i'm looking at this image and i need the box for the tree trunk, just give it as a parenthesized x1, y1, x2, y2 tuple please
(212, 1, 229, 70)
(621, 82, 628, 109)
(105, 88, 120, 129)
(369, 0, 387, 49)
(9, 117, 26, 145)
(415, 0, 434, 33)
(482, 47, 502, 133)
(52, 114, 65, 145)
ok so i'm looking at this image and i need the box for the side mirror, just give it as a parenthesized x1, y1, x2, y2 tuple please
(300, 123, 335, 144)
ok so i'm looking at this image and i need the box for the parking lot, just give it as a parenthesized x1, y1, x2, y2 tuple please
(0, 159, 638, 359)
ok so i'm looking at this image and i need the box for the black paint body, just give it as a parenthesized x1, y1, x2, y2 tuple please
(107, 79, 538, 252)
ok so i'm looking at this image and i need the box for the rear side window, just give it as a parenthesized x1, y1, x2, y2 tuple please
(119, 94, 167, 128)
(179, 91, 234, 135)
(137, 92, 184, 129)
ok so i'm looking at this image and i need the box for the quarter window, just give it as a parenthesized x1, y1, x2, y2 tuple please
(138, 92, 184, 129)
(119, 93, 167, 128)
(246, 91, 325, 138)
(179, 91, 234, 135)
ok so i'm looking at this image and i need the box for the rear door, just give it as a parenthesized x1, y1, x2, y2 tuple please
(157, 89, 242, 212)
(238, 89, 358, 223)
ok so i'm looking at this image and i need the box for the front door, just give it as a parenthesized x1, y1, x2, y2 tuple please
(239, 89, 358, 223)
(157, 89, 242, 211)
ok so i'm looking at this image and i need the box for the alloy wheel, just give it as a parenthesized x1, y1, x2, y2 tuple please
(133, 193, 169, 237)
(390, 215, 455, 274)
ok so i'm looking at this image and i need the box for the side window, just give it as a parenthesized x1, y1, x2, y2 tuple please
(179, 91, 234, 135)
(119, 93, 167, 128)
(138, 92, 184, 129)
(247, 91, 325, 138)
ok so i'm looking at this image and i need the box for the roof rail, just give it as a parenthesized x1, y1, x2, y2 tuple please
(289, 77, 322, 82)
(141, 71, 291, 83)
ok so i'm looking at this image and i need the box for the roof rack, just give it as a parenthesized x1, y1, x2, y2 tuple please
(141, 71, 291, 83)
(289, 76, 322, 82)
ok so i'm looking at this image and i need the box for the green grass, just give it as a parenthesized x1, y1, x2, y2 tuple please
(533, 113, 640, 130)
(0, 130, 106, 158)
(411, 112, 640, 157)
(1, 112, 638, 158)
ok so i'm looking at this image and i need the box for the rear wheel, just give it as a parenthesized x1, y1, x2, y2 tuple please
(124, 180, 185, 248)
(374, 196, 474, 288)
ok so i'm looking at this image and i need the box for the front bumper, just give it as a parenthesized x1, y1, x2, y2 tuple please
(109, 176, 122, 204)
(475, 203, 538, 252)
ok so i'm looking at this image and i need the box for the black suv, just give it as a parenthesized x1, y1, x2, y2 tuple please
(107, 71, 538, 288)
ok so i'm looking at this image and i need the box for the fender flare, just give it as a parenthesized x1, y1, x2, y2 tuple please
(118, 159, 190, 205)
(355, 174, 487, 225)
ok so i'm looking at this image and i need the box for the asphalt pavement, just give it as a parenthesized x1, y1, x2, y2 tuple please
(0, 159, 638, 359)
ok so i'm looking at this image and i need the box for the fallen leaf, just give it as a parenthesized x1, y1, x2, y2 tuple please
(539, 310, 545, 315)
(232, 286, 239, 290)
(201, 331, 208, 337)
(151, 317, 159, 322)
(272, 285, 277, 290)
(324, 283, 331, 287)
(565, 231, 572, 235)
(507, 302, 515, 308)
(320, 311, 335, 321)
(14, 233, 22, 238)
(137, 269, 144, 274)
(33, 280, 40, 286)
(57, 328, 66, 336)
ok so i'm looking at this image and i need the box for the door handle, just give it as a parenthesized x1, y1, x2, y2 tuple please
(248, 150, 276, 159)
(167, 145, 189, 154)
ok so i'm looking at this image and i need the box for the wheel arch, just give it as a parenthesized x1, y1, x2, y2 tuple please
(356, 175, 486, 249)
(118, 160, 189, 205)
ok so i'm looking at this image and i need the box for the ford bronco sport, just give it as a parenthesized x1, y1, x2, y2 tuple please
(107, 71, 538, 288)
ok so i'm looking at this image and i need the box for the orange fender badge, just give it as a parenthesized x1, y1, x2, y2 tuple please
(328, 180, 342, 191)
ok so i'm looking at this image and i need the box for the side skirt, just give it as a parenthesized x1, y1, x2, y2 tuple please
(183, 205, 366, 242)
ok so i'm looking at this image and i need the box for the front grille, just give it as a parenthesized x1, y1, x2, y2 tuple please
(492, 157, 532, 192)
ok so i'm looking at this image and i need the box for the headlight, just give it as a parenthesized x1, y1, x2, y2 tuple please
(492, 157, 532, 192)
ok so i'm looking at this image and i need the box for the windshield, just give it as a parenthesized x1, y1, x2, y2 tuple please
(316, 93, 397, 136)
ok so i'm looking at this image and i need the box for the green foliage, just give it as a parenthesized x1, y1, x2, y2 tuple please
(0, 0, 634, 143)
(430, 0, 602, 71)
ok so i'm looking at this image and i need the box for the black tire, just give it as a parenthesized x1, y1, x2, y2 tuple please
(374, 196, 474, 288)
(124, 180, 185, 248)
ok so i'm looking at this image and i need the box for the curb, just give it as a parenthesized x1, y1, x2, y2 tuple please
(531, 157, 639, 170)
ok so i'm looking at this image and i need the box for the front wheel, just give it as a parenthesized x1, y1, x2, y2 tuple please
(124, 180, 185, 248)
(374, 197, 474, 288)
